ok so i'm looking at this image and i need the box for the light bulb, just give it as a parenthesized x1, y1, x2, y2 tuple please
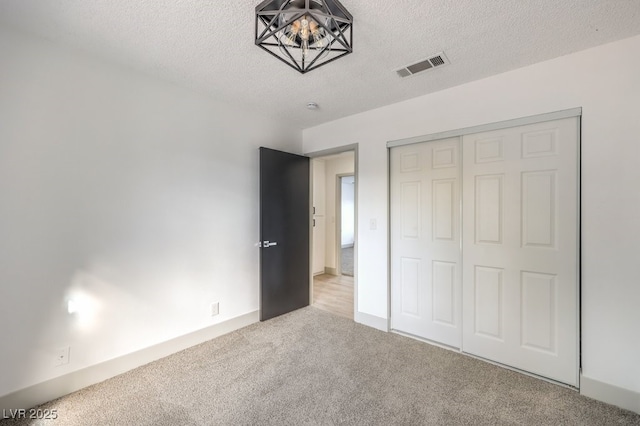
(309, 21, 324, 50)
(285, 20, 301, 46)
(296, 17, 312, 59)
(300, 17, 310, 41)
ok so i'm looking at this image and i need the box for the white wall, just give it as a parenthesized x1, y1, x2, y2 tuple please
(322, 154, 355, 271)
(340, 177, 355, 247)
(0, 27, 300, 398)
(303, 35, 640, 401)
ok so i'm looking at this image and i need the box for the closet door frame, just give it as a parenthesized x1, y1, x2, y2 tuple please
(387, 107, 581, 386)
(388, 109, 581, 148)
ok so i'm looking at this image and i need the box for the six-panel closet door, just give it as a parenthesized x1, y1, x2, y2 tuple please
(390, 138, 462, 349)
(461, 117, 578, 386)
(390, 116, 579, 386)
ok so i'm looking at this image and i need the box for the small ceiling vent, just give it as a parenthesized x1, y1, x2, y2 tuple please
(396, 52, 450, 78)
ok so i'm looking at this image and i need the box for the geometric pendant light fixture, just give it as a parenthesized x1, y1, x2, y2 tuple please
(255, 0, 353, 74)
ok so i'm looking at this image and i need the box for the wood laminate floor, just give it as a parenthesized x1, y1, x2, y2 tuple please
(312, 274, 354, 319)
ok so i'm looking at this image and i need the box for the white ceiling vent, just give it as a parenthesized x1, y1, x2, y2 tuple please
(396, 52, 450, 78)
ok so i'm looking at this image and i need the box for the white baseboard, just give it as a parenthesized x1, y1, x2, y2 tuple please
(0, 310, 259, 411)
(580, 374, 640, 414)
(354, 311, 388, 332)
(325, 267, 337, 275)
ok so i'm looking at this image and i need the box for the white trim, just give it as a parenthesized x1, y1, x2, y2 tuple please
(580, 375, 640, 414)
(387, 107, 582, 148)
(355, 311, 388, 332)
(306, 143, 359, 159)
(0, 311, 259, 411)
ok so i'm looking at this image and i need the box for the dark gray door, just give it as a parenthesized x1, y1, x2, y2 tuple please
(259, 147, 310, 321)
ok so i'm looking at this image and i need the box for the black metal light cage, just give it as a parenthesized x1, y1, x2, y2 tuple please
(255, 0, 353, 74)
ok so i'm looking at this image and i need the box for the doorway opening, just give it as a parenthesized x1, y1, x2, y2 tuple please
(338, 175, 355, 277)
(310, 150, 356, 320)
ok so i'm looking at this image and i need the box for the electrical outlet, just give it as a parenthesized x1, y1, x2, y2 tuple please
(54, 346, 70, 367)
(211, 302, 219, 317)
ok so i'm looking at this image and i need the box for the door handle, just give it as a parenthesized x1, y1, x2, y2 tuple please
(263, 241, 278, 248)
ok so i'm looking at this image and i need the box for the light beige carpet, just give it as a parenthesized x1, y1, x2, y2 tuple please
(3, 307, 639, 425)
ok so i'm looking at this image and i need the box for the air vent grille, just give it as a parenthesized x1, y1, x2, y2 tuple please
(396, 52, 449, 78)
(406, 60, 432, 74)
(429, 55, 446, 67)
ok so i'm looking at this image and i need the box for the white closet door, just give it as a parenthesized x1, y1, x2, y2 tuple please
(390, 138, 462, 348)
(461, 117, 579, 386)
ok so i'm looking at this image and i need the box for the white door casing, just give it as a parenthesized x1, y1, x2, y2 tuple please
(461, 117, 579, 386)
(390, 138, 462, 348)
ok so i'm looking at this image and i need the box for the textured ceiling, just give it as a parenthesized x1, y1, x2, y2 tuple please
(1, 0, 640, 129)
